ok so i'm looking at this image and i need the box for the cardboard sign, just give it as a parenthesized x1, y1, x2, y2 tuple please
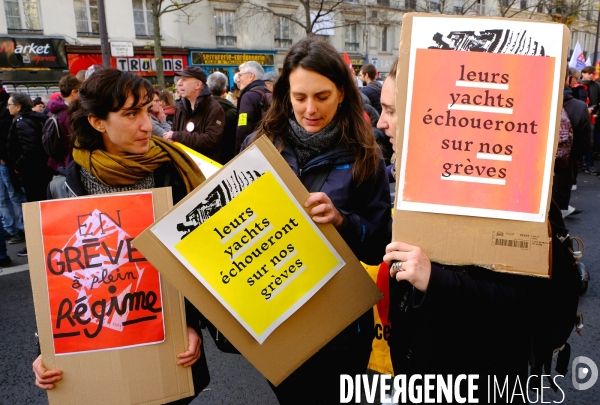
(173, 170, 344, 343)
(134, 136, 382, 385)
(25, 189, 193, 404)
(394, 14, 570, 276)
(41, 194, 165, 354)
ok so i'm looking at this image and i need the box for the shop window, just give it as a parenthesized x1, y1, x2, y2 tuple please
(476, 0, 486, 15)
(215, 10, 236, 47)
(275, 16, 292, 48)
(345, 23, 359, 52)
(4, 0, 42, 33)
(133, 0, 154, 37)
(74, 0, 99, 35)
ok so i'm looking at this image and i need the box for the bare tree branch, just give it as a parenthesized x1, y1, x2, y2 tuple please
(150, 0, 202, 89)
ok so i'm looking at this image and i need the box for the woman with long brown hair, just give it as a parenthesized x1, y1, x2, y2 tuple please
(244, 36, 391, 404)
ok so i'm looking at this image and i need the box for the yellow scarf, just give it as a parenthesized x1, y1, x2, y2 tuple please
(72, 136, 205, 193)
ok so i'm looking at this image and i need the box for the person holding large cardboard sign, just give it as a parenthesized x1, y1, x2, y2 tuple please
(244, 37, 391, 404)
(33, 69, 210, 404)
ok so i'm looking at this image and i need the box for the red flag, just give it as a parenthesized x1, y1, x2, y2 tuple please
(343, 52, 355, 76)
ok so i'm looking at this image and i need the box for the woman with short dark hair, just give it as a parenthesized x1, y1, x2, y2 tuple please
(33, 69, 210, 405)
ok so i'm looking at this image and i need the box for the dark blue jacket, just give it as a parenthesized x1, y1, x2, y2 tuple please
(361, 81, 383, 114)
(235, 80, 268, 153)
(241, 135, 391, 265)
(281, 144, 391, 265)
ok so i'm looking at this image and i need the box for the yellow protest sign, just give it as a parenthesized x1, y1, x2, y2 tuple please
(174, 142, 222, 178)
(174, 171, 344, 342)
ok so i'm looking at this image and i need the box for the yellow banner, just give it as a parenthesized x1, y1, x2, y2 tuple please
(175, 171, 344, 341)
(365, 263, 394, 375)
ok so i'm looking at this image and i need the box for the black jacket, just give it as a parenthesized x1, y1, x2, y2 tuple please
(213, 96, 238, 164)
(235, 80, 267, 153)
(564, 87, 592, 158)
(0, 90, 12, 162)
(6, 110, 50, 174)
(580, 79, 600, 112)
(172, 86, 225, 161)
(389, 263, 532, 403)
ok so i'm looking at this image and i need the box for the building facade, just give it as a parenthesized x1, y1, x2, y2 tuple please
(0, 0, 596, 91)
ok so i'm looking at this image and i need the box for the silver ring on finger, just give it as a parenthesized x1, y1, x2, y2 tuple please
(391, 261, 404, 273)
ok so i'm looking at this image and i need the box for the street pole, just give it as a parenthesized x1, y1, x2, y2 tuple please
(594, 9, 600, 67)
(98, 0, 111, 67)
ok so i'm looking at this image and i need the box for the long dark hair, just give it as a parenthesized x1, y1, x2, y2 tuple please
(253, 37, 380, 184)
(69, 69, 153, 151)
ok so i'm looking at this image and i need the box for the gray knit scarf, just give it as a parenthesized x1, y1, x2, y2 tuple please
(80, 167, 155, 195)
(287, 116, 341, 168)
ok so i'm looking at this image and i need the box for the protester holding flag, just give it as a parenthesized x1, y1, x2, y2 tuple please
(32, 69, 210, 405)
(244, 37, 391, 404)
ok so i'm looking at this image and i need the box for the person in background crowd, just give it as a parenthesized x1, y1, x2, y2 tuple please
(159, 89, 176, 124)
(207, 72, 238, 164)
(243, 37, 391, 404)
(0, 80, 26, 246)
(568, 68, 587, 191)
(6, 92, 52, 203)
(359, 63, 382, 114)
(0, 217, 11, 266)
(46, 74, 81, 173)
(31, 97, 45, 113)
(163, 66, 225, 161)
(75, 69, 87, 82)
(235, 61, 269, 153)
(379, 58, 530, 404)
(263, 71, 279, 93)
(555, 69, 592, 218)
(568, 68, 587, 102)
(6, 92, 53, 257)
(580, 66, 599, 175)
(150, 89, 172, 137)
(84, 64, 104, 81)
(33, 69, 210, 404)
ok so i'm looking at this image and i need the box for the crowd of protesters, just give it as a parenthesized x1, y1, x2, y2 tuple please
(0, 36, 591, 404)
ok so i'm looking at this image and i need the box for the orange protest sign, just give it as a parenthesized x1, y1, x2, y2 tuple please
(400, 49, 555, 221)
(40, 193, 164, 355)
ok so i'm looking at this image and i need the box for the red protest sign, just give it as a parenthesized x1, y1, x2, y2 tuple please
(40, 193, 164, 355)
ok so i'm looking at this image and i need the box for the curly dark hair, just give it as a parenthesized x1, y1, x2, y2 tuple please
(69, 69, 153, 151)
(252, 37, 380, 184)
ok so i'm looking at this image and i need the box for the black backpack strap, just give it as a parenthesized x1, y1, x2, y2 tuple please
(307, 166, 331, 192)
